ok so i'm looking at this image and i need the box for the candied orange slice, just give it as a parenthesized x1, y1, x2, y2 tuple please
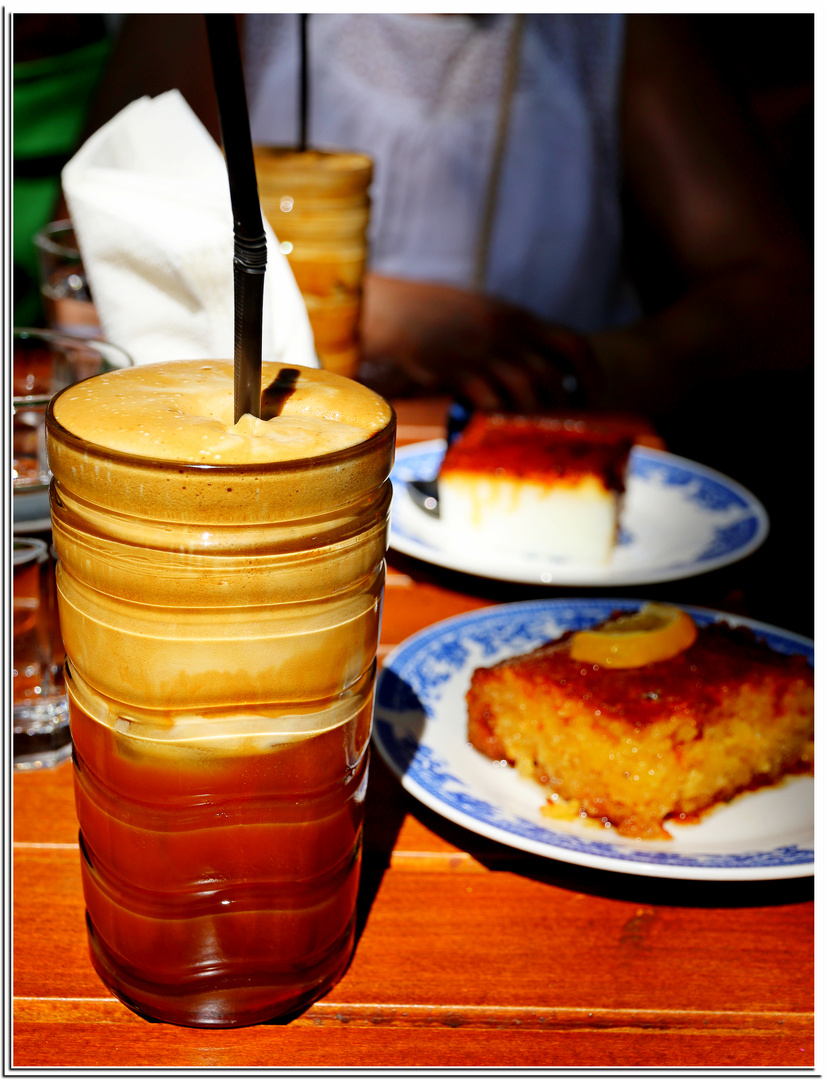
(569, 603, 698, 668)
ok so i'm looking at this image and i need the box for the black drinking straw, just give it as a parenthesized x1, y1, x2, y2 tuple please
(299, 14, 309, 151)
(205, 14, 266, 421)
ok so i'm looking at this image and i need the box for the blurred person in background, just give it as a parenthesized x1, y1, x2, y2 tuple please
(41, 12, 815, 627)
(243, 14, 813, 422)
(74, 13, 812, 418)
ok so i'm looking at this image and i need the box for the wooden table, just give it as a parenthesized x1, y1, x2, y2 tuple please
(12, 398, 814, 1069)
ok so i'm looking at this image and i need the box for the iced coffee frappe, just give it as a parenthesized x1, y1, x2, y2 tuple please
(46, 360, 395, 1027)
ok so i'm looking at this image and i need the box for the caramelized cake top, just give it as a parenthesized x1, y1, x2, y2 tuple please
(482, 621, 813, 726)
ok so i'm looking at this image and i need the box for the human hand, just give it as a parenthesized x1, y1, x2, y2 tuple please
(359, 275, 602, 411)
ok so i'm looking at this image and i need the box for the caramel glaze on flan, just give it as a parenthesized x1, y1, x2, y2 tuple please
(467, 620, 814, 840)
(439, 413, 633, 489)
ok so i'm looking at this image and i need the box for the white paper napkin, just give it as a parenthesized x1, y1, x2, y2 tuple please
(61, 90, 317, 369)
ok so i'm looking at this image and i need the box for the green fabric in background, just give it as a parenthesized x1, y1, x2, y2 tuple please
(13, 37, 111, 326)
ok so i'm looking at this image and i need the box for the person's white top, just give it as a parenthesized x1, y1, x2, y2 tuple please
(245, 13, 639, 334)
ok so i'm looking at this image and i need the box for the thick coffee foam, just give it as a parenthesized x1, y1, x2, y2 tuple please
(49, 359, 394, 745)
(53, 360, 392, 464)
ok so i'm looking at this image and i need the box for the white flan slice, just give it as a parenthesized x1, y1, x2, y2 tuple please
(436, 413, 633, 563)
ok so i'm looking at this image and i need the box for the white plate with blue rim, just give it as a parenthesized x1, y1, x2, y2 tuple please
(389, 440, 769, 586)
(372, 598, 813, 881)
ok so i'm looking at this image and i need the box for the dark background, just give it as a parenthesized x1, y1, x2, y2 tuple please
(661, 15, 814, 639)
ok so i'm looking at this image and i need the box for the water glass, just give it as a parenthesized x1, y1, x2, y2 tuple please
(13, 328, 132, 493)
(13, 537, 70, 770)
(33, 219, 100, 338)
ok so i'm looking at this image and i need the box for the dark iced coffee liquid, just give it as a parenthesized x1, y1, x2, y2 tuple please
(69, 690, 370, 1027)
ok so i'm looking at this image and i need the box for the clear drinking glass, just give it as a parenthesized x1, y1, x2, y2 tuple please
(33, 219, 101, 338)
(13, 329, 133, 492)
(46, 360, 395, 1027)
(13, 537, 71, 770)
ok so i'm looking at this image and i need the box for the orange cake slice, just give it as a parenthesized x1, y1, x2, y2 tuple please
(466, 606, 814, 839)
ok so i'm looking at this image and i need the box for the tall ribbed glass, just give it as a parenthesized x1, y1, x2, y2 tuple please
(46, 360, 395, 1027)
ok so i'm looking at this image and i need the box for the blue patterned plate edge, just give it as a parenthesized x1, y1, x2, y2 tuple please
(388, 441, 770, 587)
(373, 598, 813, 882)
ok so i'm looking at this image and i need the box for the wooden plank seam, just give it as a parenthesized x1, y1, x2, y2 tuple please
(12, 997, 813, 1035)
